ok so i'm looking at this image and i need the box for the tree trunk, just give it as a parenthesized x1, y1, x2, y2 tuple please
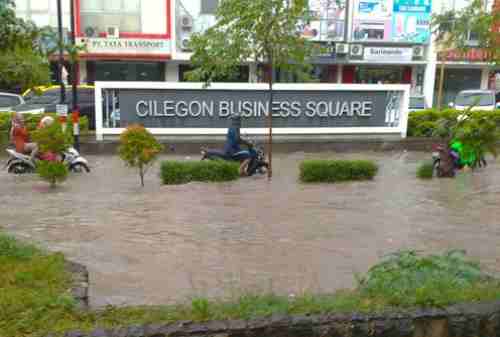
(267, 62, 274, 180)
(437, 52, 446, 111)
(139, 164, 145, 187)
(51, 177, 56, 188)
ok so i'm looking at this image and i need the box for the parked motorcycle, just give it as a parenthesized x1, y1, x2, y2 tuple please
(5, 147, 90, 174)
(201, 142, 269, 176)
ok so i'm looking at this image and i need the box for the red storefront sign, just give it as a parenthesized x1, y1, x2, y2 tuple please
(443, 49, 490, 62)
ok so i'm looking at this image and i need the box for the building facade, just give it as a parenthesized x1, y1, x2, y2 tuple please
(433, 0, 500, 106)
(13, 0, 499, 108)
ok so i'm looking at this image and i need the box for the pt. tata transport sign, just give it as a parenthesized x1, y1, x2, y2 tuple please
(94, 82, 409, 139)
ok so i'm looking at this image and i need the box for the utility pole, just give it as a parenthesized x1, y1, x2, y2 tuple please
(56, 0, 66, 105)
(344, 0, 350, 42)
(70, 0, 80, 151)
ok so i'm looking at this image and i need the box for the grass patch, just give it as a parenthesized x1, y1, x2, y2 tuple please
(3, 233, 500, 337)
(417, 162, 434, 179)
(160, 160, 240, 185)
(300, 159, 378, 183)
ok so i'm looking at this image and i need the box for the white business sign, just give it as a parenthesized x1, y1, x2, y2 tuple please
(78, 38, 171, 55)
(56, 104, 68, 117)
(364, 47, 413, 62)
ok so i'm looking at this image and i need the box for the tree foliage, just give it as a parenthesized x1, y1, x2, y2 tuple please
(36, 160, 68, 188)
(0, 0, 50, 91)
(187, 0, 312, 84)
(31, 121, 72, 154)
(432, 0, 500, 64)
(118, 124, 163, 187)
(433, 108, 500, 167)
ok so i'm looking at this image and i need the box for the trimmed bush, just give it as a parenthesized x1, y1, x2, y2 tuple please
(37, 161, 68, 188)
(161, 160, 240, 185)
(300, 159, 378, 183)
(417, 161, 434, 179)
(118, 124, 163, 187)
(407, 109, 500, 137)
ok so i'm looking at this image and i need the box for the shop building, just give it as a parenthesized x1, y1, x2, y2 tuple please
(171, 0, 433, 106)
(75, 0, 173, 84)
(432, 0, 499, 106)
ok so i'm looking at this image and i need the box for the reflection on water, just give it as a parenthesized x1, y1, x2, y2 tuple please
(1, 152, 500, 307)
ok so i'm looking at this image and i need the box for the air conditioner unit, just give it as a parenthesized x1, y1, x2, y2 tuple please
(350, 44, 363, 57)
(335, 43, 348, 54)
(181, 37, 191, 51)
(84, 26, 97, 38)
(181, 15, 193, 30)
(413, 46, 424, 58)
(106, 26, 120, 39)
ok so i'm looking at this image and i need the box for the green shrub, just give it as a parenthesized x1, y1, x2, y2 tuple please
(160, 160, 240, 185)
(118, 124, 163, 187)
(36, 161, 68, 188)
(300, 160, 378, 183)
(407, 109, 500, 137)
(417, 161, 434, 179)
(0, 112, 89, 137)
(357, 250, 492, 308)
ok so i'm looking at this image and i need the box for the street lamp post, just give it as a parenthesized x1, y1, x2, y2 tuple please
(70, 0, 80, 151)
(56, 0, 65, 105)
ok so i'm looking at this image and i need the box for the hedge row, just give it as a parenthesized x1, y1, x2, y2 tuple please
(160, 160, 240, 185)
(408, 109, 500, 137)
(300, 159, 378, 183)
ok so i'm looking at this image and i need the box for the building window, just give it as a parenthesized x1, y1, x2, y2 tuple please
(200, 0, 218, 14)
(80, 0, 141, 36)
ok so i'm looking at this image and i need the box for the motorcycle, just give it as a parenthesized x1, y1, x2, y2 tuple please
(201, 142, 269, 176)
(432, 141, 486, 177)
(5, 147, 90, 174)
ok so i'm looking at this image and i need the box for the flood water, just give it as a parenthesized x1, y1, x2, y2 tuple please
(1, 151, 500, 308)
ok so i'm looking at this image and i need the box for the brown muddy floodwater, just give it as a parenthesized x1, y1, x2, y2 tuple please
(1, 151, 500, 307)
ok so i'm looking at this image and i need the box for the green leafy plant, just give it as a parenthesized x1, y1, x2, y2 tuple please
(433, 108, 500, 168)
(357, 250, 492, 308)
(30, 122, 71, 188)
(118, 124, 163, 187)
(31, 121, 71, 154)
(300, 160, 378, 183)
(417, 162, 434, 179)
(36, 160, 68, 188)
(160, 160, 240, 185)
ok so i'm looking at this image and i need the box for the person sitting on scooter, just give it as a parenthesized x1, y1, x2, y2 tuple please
(10, 112, 38, 161)
(224, 112, 257, 176)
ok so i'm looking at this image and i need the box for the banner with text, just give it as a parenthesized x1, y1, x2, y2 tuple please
(116, 89, 404, 129)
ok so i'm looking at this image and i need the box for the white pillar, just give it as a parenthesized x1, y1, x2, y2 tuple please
(78, 61, 87, 84)
(166, 63, 179, 82)
(480, 67, 490, 89)
(249, 63, 258, 83)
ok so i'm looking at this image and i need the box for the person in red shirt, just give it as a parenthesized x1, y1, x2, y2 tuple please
(10, 112, 38, 160)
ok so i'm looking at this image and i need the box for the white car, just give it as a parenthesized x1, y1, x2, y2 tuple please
(0, 92, 24, 112)
(449, 90, 500, 111)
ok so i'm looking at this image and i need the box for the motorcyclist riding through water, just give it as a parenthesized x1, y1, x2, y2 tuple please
(202, 112, 258, 176)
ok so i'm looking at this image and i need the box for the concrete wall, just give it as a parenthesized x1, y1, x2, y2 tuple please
(62, 300, 500, 337)
(140, 0, 168, 35)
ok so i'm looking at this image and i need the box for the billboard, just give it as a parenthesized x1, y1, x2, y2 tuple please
(392, 0, 432, 43)
(298, 0, 346, 41)
(352, 0, 394, 41)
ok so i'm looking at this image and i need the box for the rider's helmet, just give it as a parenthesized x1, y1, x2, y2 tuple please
(39, 116, 55, 128)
